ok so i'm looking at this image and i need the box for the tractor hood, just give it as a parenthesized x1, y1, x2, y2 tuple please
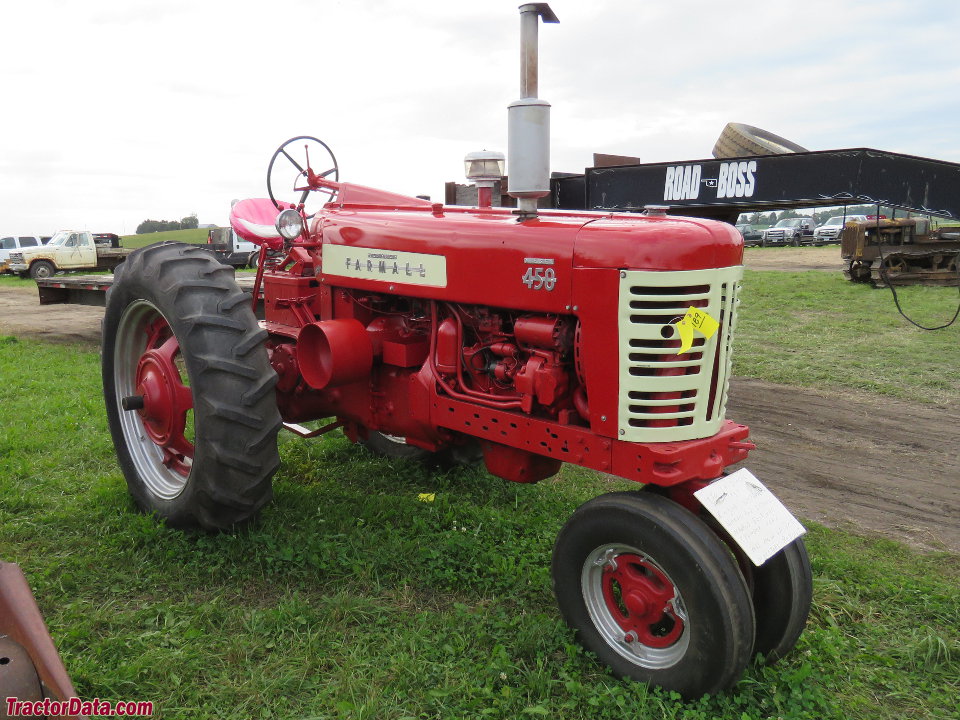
(573, 215, 743, 271)
(312, 183, 743, 313)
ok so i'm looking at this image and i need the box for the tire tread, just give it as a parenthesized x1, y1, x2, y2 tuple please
(102, 242, 280, 529)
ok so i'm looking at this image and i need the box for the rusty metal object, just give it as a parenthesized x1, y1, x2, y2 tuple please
(841, 218, 960, 287)
(0, 562, 80, 710)
(0, 637, 44, 713)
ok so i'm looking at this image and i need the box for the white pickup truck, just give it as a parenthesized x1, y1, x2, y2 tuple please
(8, 230, 128, 279)
(205, 226, 260, 268)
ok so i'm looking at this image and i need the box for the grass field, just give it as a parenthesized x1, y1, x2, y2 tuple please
(736, 271, 960, 404)
(1, 269, 958, 719)
(120, 228, 209, 249)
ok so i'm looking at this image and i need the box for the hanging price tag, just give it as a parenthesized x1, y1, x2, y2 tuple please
(674, 306, 720, 354)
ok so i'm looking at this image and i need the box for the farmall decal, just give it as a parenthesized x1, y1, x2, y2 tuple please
(323, 245, 448, 287)
(663, 160, 758, 201)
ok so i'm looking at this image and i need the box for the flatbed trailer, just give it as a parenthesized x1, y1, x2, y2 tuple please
(36, 275, 116, 306)
(92, 247, 130, 271)
(36, 273, 261, 307)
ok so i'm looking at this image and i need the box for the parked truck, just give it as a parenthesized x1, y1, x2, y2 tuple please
(205, 225, 260, 268)
(8, 230, 128, 279)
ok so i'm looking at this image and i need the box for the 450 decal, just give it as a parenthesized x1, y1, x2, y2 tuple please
(522, 259, 557, 291)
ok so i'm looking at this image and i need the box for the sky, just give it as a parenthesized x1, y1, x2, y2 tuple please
(1, 0, 958, 235)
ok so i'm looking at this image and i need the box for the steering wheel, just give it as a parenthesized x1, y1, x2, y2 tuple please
(266, 136, 339, 214)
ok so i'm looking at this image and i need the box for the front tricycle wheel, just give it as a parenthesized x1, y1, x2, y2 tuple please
(552, 492, 755, 698)
(102, 242, 281, 529)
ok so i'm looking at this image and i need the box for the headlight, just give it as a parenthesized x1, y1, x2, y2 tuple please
(275, 209, 304, 240)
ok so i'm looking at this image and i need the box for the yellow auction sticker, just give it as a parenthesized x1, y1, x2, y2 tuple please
(675, 307, 720, 354)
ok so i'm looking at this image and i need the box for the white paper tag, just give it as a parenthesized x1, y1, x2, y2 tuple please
(694, 468, 806, 566)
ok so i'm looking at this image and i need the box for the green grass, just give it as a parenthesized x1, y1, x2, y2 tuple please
(1, 336, 957, 720)
(121, 228, 209, 249)
(0, 274, 32, 286)
(735, 270, 960, 404)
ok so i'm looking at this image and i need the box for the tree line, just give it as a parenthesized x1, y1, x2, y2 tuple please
(136, 214, 199, 234)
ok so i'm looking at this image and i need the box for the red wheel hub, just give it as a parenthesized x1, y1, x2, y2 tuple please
(602, 553, 684, 648)
(134, 317, 194, 476)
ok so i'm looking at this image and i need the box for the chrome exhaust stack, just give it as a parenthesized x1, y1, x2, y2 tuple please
(507, 3, 558, 220)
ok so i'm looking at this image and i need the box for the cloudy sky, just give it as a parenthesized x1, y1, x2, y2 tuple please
(1, 0, 958, 235)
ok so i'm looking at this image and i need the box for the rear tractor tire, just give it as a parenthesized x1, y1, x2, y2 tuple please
(552, 491, 755, 698)
(102, 242, 281, 529)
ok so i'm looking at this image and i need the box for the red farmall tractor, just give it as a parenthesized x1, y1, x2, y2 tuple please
(100, 4, 811, 699)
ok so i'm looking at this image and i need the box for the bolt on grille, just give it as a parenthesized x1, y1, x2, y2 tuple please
(617, 266, 743, 442)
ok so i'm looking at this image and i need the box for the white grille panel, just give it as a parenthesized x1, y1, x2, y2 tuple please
(617, 267, 743, 442)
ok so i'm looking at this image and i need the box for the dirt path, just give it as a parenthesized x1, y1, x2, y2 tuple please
(727, 379, 959, 552)
(0, 285, 103, 346)
(2, 279, 957, 552)
(743, 245, 841, 272)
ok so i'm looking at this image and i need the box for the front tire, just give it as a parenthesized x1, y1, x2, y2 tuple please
(102, 242, 281, 529)
(750, 539, 812, 662)
(552, 492, 755, 698)
(29, 260, 56, 279)
(643, 485, 813, 665)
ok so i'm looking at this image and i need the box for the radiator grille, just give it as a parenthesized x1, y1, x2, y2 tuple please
(617, 267, 742, 442)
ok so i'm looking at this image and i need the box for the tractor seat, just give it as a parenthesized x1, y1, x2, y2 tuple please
(229, 198, 295, 250)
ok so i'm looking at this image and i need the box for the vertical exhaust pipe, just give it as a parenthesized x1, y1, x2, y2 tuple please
(508, 3, 558, 220)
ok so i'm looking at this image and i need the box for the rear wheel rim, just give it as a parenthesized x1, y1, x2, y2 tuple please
(114, 300, 194, 499)
(581, 543, 689, 669)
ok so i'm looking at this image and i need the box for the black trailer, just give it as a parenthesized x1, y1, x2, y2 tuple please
(550, 148, 960, 223)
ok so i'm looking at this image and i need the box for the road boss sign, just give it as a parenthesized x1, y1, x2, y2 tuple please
(663, 160, 758, 200)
